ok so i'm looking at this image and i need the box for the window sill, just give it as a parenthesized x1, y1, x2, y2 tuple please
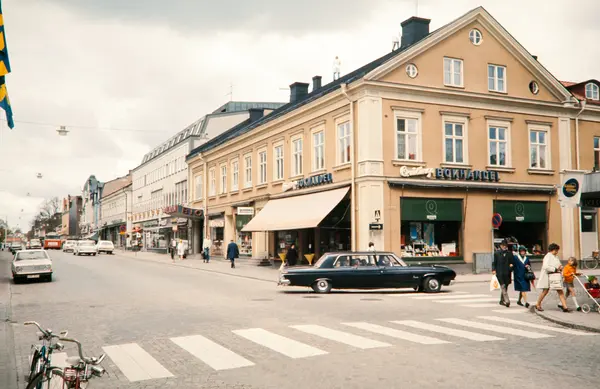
(488, 89, 508, 95)
(392, 160, 426, 167)
(440, 163, 472, 169)
(443, 84, 465, 89)
(256, 183, 268, 189)
(230, 190, 239, 195)
(271, 180, 284, 186)
(208, 195, 217, 200)
(218, 193, 228, 198)
(289, 174, 303, 181)
(527, 168, 555, 176)
(311, 168, 327, 175)
(487, 166, 515, 173)
(333, 163, 351, 172)
(242, 186, 253, 193)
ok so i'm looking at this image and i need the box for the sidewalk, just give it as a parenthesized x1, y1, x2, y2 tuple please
(532, 298, 600, 333)
(0, 252, 18, 389)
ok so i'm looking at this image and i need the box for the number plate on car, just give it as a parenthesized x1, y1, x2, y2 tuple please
(27, 275, 40, 279)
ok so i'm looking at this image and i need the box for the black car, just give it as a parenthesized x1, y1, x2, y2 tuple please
(278, 251, 456, 294)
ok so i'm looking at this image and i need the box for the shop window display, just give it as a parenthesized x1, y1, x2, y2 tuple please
(400, 221, 460, 257)
(236, 214, 253, 256)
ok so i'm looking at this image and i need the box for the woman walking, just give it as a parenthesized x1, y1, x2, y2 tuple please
(535, 243, 570, 312)
(513, 246, 533, 308)
(177, 239, 185, 261)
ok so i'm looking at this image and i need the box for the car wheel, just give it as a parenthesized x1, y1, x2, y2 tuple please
(423, 277, 442, 293)
(93, 253, 97, 256)
(311, 279, 332, 294)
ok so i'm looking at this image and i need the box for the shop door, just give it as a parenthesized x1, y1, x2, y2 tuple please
(581, 209, 598, 257)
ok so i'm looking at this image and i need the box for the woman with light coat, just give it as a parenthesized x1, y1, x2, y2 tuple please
(535, 243, 569, 312)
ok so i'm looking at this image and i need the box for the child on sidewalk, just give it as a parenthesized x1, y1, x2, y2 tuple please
(560, 257, 582, 311)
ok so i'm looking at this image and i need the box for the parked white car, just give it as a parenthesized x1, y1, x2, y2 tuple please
(74, 240, 97, 256)
(96, 240, 115, 254)
(62, 240, 77, 253)
(11, 249, 53, 283)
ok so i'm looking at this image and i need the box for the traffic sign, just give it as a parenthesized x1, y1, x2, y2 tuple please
(369, 223, 383, 231)
(119, 225, 126, 235)
(492, 213, 503, 229)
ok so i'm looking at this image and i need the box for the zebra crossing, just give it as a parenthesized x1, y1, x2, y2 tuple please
(51, 315, 595, 383)
(409, 291, 529, 310)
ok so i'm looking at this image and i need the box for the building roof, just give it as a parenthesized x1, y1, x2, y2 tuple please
(212, 101, 285, 114)
(561, 79, 600, 105)
(561, 81, 577, 87)
(102, 175, 132, 198)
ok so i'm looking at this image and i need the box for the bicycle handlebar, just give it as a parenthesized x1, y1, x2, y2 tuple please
(59, 336, 105, 365)
(24, 321, 68, 339)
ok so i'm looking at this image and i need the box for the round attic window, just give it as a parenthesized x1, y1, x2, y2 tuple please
(529, 81, 539, 95)
(469, 29, 482, 45)
(406, 64, 418, 78)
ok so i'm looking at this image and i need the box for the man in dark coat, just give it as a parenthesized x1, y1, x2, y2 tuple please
(286, 244, 298, 266)
(226, 239, 239, 269)
(493, 240, 514, 307)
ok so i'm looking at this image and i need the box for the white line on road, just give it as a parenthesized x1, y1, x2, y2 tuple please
(391, 291, 469, 298)
(171, 334, 255, 371)
(436, 298, 499, 304)
(477, 316, 598, 336)
(412, 293, 489, 300)
(290, 325, 391, 349)
(491, 309, 527, 314)
(102, 343, 174, 382)
(436, 318, 554, 339)
(342, 322, 450, 345)
(461, 303, 504, 308)
(233, 328, 328, 359)
(391, 320, 504, 342)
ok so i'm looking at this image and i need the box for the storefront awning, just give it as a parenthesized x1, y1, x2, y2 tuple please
(242, 187, 349, 232)
(163, 205, 204, 219)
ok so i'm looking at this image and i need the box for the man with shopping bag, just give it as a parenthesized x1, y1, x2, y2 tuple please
(492, 240, 514, 307)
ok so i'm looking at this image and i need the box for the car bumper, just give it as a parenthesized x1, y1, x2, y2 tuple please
(78, 250, 96, 254)
(14, 271, 52, 279)
(277, 276, 291, 286)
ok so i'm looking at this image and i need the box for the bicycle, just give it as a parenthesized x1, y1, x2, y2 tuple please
(24, 321, 68, 388)
(26, 335, 106, 389)
(581, 251, 599, 270)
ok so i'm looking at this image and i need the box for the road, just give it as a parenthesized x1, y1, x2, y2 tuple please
(2, 250, 598, 389)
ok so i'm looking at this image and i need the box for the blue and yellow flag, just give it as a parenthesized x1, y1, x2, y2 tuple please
(0, 77, 13, 128)
(0, 1, 13, 128)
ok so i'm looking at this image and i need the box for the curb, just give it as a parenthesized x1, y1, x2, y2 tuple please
(531, 307, 600, 333)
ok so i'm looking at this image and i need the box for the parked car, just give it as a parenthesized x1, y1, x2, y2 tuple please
(96, 240, 114, 254)
(10, 242, 23, 254)
(62, 240, 77, 253)
(29, 239, 42, 249)
(74, 240, 97, 256)
(277, 251, 456, 294)
(11, 249, 53, 283)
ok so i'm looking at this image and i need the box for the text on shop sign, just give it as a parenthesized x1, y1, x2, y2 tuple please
(399, 166, 500, 182)
(296, 172, 334, 189)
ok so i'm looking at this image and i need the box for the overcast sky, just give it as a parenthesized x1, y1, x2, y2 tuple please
(0, 0, 597, 230)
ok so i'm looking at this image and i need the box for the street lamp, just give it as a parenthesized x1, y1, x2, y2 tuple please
(57, 125, 69, 136)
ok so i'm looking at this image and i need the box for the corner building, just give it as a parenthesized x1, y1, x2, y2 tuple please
(187, 7, 600, 263)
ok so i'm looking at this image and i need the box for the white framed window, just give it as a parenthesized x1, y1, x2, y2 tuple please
(488, 64, 506, 93)
(194, 174, 203, 200)
(208, 168, 216, 197)
(395, 110, 421, 161)
(469, 29, 482, 45)
(529, 126, 550, 169)
(219, 164, 227, 194)
(244, 154, 252, 188)
(443, 120, 466, 164)
(529, 81, 539, 95)
(443, 57, 463, 87)
(274, 144, 284, 180)
(312, 130, 325, 171)
(258, 150, 267, 184)
(291, 137, 303, 177)
(337, 121, 351, 164)
(487, 121, 510, 167)
(231, 160, 239, 191)
(586, 83, 599, 100)
(406, 63, 418, 78)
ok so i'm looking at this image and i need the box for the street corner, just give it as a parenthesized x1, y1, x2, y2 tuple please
(533, 306, 600, 334)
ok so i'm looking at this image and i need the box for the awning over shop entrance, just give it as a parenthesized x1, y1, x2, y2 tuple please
(242, 187, 349, 232)
(494, 201, 546, 223)
(401, 198, 463, 221)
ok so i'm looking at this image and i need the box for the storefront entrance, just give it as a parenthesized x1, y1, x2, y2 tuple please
(493, 200, 547, 253)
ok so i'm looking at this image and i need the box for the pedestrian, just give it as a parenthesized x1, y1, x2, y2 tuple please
(560, 257, 582, 311)
(367, 242, 376, 252)
(226, 239, 239, 269)
(170, 238, 176, 261)
(535, 243, 570, 312)
(177, 239, 185, 261)
(513, 246, 533, 308)
(492, 240, 514, 307)
(203, 235, 212, 263)
(287, 244, 298, 266)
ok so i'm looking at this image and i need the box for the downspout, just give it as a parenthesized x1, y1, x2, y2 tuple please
(340, 83, 357, 251)
(575, 100, 586, 258)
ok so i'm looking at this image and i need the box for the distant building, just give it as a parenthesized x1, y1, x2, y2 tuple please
(61, 195, 83, 239)
(99, 174, 132, 247)
(80, 176, 104, 240)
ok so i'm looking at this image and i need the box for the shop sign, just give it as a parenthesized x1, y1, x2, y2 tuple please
(237, 207, 255, 216)
(143, 220, 159, 228)
(399, 166, 500, 182)
(369, 223, 383, 230)
(163, 205, 204, 218)
(399, 166, 435, 178)
(159, 218, 169, 227)
(283, 172, 334, 192)
(582, 199, 600, 208)
(209, 218, 225, 228)
(177, 218, 188, 226)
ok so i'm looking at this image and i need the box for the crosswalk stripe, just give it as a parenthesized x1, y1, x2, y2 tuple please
(436, 298, 499, 304)
(412, 294, 490, 300)
(51, 352, 68, 368)
(233, 328, 328, 359)
(436, 318, 553, 339)
(171, 335, 254, 371)
(461, 303, 504, 308)
(391, 320, 504, 342)
(103, 343, 174, 382)
(342, 322, 450, 345)
(291, 325, 391, 349)
(393, 291, 469, 298)
(491, 309, 527, 314)
(478, 316, 598, 336)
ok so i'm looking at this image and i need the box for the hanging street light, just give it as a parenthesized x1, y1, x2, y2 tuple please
(57, 125, 69, 136)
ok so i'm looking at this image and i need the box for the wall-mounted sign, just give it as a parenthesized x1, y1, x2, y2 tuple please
(283, 173, 334, 192)
(399, 166, 500, 182)
(369, 223, 383, 230)
(582, 199, 600, 208)
(209, 218, 225, 228)
(399, 166, 435, 178)
(237, 207, 255, 216)
(143, 220, 158, 228)
(163, 205, 204, 218)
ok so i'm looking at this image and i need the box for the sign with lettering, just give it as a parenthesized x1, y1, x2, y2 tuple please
(399, 166, 435, 178)
(399, 166, 500, 182)
(163, 205, 204, 218)
(297, 173, 333, 189)
(237, 207, 255, 216)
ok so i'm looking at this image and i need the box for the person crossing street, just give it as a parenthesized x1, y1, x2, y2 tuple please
(493, 240, 514, 307)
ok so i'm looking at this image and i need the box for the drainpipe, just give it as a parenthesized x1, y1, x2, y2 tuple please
(575, 100, 586, 258)
(340, 83, 357, 251)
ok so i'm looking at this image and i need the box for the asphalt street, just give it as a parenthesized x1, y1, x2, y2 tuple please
(2, 250, 599, 389)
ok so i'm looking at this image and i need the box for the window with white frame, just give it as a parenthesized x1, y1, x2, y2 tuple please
(586, 83, 599, 100)
(488, 64, 506, 93)
(443, 121, 465, 164)
(312, 130, 325, 171)
(529, 127, 549, 169)
(244, 154, 252, 188)
(274, 145, 284, 180)
(443, 57, 463, 87)
(337, 121, 351, 164)
(209, 168, 216, 196)
(194, 174, 203, 200)
(488, 125, 509, 167)
(220, 165, 227, 194)
(231, 160, 239, 191)
(395, 115, 420, 161)
(292, 137, 303, 176)
(258, 150, 267, 184)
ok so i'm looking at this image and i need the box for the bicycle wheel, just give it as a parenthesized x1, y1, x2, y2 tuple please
(28, 348, 42, 383)
(588, 258, 599, 270)
(26, 370, 66, 389)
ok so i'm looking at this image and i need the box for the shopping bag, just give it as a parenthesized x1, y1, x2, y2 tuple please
(549, 273, 562, 290)
(489, 275, 500, 291)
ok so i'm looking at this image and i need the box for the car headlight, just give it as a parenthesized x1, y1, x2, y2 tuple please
(43, 265, 52, 271)
(15, 266, 23, 273)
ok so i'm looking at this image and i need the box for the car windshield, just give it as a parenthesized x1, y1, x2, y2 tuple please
(80, 241, 95, 246)
(100, 242, 112, 246)
(15, 251, 49, 261)
(66, 241, 76, 244)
